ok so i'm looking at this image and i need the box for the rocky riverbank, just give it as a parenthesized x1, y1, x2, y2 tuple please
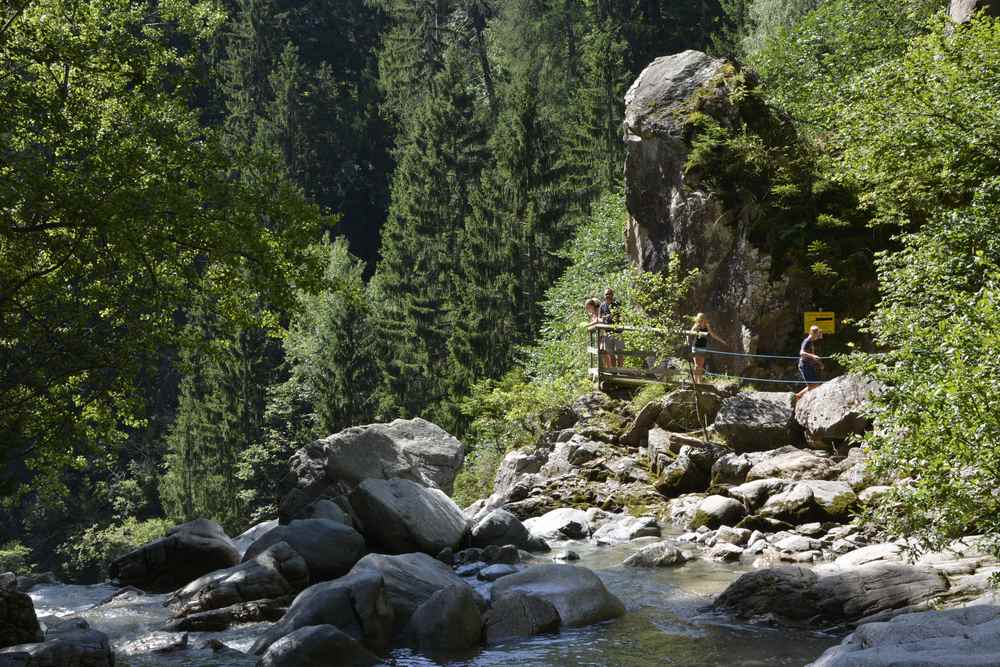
(1, 376, 997, 666)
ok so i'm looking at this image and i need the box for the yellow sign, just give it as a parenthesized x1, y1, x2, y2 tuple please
(804, 311, 835, 334)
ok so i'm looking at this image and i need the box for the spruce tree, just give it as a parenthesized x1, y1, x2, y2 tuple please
(370, 47, 488, 426)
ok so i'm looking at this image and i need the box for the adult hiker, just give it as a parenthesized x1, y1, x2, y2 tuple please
(689, 312, 726, 384)
(599, 288, 624, 367)
(796, 325, 824, 399)
(584, 297, 610, 368)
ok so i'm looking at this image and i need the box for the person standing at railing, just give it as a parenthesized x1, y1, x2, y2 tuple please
(795, 325, 825, 400)
(599, 287, 624, 368)
(584, 297, 611, 368)
(689, 313, 726, 384)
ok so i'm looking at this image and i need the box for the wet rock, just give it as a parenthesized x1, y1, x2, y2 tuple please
(794, 375, 882, 442)
(13, 574, 56, 594)
(554, 550, 580, 562)
(169, 541, 308, 618)
(809, 593, 1000, 666)
(349, 553, 475, 632)
(689, 495, 746, 530)
(257, 624, 380, 667)
(746, 446, 836, 481)
(624, 541, 688, 568)
(708, 543, 744, 562)
(714, 563, 949, 627)
(714, 392, 796, 452)
(0, 591, 42, 648)
(349, 478, 466, 555)
(406, 584, 482, 652)
(250, 570, 393, 656)
(109, 519, 240, 593)
(0, 617, 110, 666)
(716, 526, 752, 547)
(591, 515, 660, 544)
(523, 508, 592, 542)
(492, 565, 625, 628)
(242, 519, 365, 583)
(280, 418, 465, 522)
(470, 509, 533, 551)
(165, 596, 291, 632)
(477, 564, 518, 582)
(233, 519, 279, 557)
(483, 593, 560, 645)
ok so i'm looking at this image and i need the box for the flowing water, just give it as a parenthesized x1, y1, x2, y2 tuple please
(28, 534, 839, 666)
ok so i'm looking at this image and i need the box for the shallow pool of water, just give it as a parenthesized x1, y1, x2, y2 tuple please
(28, 536, 839, 666)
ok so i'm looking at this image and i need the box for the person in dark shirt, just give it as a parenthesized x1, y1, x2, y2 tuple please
(688, 312, 727, 384)
(795, 325, 824, 400)
(599, 288, 624, 367)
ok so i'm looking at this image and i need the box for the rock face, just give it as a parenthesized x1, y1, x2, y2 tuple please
(483, 593, 561, 645)
(109, 519, 240, 593)
(405, 584, 482, 652)
(624, 50, 808, 368)
(714, 392, 797, 451)
(168, 541, 309, 619)
(257, 624, 381, 667)
(714, 563, 950, 627)
(491, 565, 625, 628)
(348, 553, 474, 632)
(251, 570, 394, 656)
(242, 519, 365, 582)
(280, 418, 465, 521)
(795, 374, 882, 442)
(0, 590, 42, 648)
(950, 0, 1000, 22)
(0, 617, 111, 666)
(349, 478, 466, 555)
(809, 594, 1000, 666)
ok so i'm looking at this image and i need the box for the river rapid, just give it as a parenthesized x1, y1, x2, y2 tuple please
(28, 532, 839, 666)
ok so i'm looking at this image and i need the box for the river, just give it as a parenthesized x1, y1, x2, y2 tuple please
(28, 534, 839, 666)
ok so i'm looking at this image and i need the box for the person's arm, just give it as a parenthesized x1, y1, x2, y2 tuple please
(800, 339, 823, 363)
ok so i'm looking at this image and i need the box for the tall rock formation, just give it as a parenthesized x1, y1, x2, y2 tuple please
(623, 51, 812, 367)
(950, 0, 999, 23)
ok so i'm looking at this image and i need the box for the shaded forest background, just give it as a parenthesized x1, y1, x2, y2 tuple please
(4, 0, 1000, 578)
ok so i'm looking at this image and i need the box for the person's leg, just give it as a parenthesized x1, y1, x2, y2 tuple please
(693, 354, 705, 384)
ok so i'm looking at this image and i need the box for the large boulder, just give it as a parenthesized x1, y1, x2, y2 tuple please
(714, 563, 950, 627)
(405, 584, 482, 652)
(483, 592, 561, 645)
(590, 515, 660, 544)
(714, 392, 797, 452)
(689, 495, 746, 530)
(280, 418, 465, 521)
(242, 519, 365, 582)
(809, 595, 1000, 666)
(168, 541, 309, 618)
(250, 570, 393, 656)
(620, 399, 664, 445)
(257, 624, 380, 667)
(233, 519, 279, 557)
(623, 541, 688, 568)
(746, 446, 836, 481)
(523, 508, 593, 542)
(0, 617, 111, 666)
(470, 509, 532, 551)
(654, 442, 725, 497)
(348, 553, 475, 631)
(109, 519, 240, 593)
(950, 0, 1000, 23)
(348, 478, 466, 555)
(165, 597, 291, 632)
(491, 564, 625, 628)
(656, 389, 722, 432)
(0, 590, 42, 649)
(795, 374, 882, 442)
(624, 50, 809, 371)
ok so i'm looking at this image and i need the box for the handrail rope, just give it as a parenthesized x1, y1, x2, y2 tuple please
(694, 348, 836, 361)
(703, 371, 828, 385)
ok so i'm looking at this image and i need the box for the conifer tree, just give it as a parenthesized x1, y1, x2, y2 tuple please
(370, 47, 489, 425)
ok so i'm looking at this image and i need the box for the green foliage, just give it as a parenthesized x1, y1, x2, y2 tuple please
(59, 518, 173, 584)
(630, 383, 668, 412)
(0, 541, 35, 576)
(525, 192, 632, 379)
(850, 182, 1000, 554)
(751, 0, 944, 131)
(741, 0, 823, 56)
(622, 256, 700, 362)
(837, 13, 1000, 226)
(0, 0, 326, 501)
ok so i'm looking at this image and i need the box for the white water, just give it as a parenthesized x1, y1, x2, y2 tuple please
(28, 536, 838, 666)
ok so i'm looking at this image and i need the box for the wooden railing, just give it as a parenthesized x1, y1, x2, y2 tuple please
(587, 324, 698, 389)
